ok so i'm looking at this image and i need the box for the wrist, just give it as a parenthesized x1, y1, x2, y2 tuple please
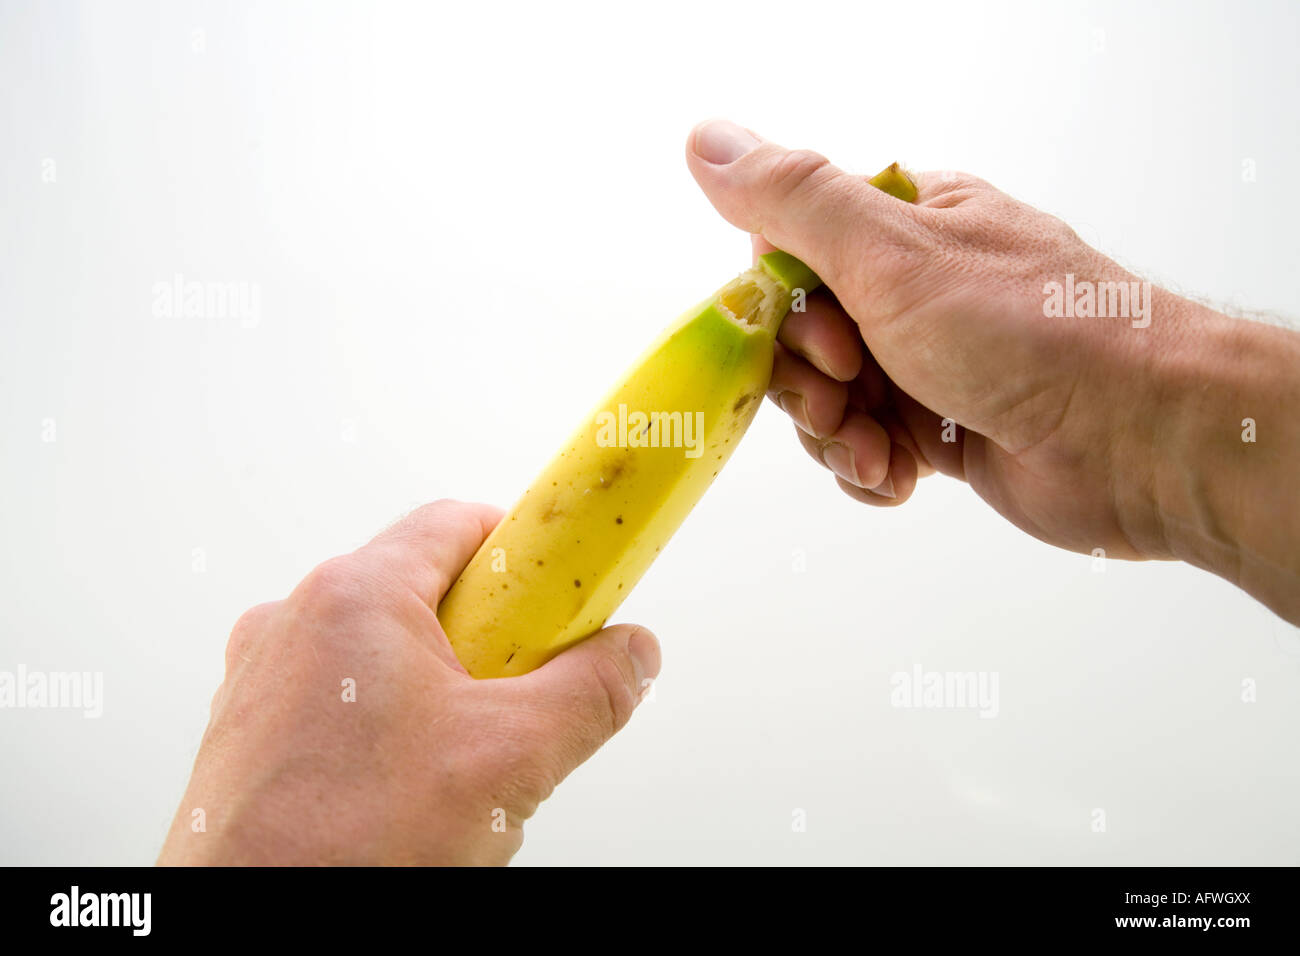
(1140, 298, 1300, 622)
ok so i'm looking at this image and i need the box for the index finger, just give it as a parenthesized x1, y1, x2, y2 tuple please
(364, 499, 504, 606)
(751, 235, 864, 382)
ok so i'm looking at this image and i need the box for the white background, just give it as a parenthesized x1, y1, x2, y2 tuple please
(2, 0, 1298, 865)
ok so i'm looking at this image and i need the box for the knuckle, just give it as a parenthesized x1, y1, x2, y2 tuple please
(385, 499, 479, 555)
(293, 555, 366, 611)
(224, 602, 275, 669)
(408, 498, 457, 526)
(591, 653, 639, 735)
(1042, 211, 1083, 249)
(231, 601, 274, 634)
(222, 634, 248, 672)
(765, 148, 836, 204)
(208, 683, 226, 717)
(918, 170, 988, 207)
(384, 499, 447, 537)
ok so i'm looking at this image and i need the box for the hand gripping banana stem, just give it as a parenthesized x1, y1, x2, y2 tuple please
(438, 164, 918, 678)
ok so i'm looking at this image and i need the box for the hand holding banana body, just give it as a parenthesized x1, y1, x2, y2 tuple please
(437, 162, 919, 678)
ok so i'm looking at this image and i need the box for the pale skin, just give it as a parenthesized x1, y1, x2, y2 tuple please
(158, 501, 661, 865)
(686, 119, 1300, 627)
(160, 120, 1300, 866)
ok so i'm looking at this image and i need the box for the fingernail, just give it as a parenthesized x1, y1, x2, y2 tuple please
(807, 352, 837, 379)
(627, 627, 660, 691)
(778, 391, 815, 435)
(870, 473, 896, 499)
(693, 120, 761, 165)
(821, 441, 860, 486)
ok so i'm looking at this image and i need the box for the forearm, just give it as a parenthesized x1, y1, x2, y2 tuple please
(1147, 299, 1300, 622)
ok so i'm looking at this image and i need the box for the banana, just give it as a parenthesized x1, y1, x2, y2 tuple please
(438, 164, 918, 678)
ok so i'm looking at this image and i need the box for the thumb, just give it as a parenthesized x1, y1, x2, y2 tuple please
(685, 119, 918, 301)
(500, 624, 661, 784)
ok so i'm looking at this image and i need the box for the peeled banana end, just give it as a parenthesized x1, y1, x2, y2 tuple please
(716, 267, 793, 336)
